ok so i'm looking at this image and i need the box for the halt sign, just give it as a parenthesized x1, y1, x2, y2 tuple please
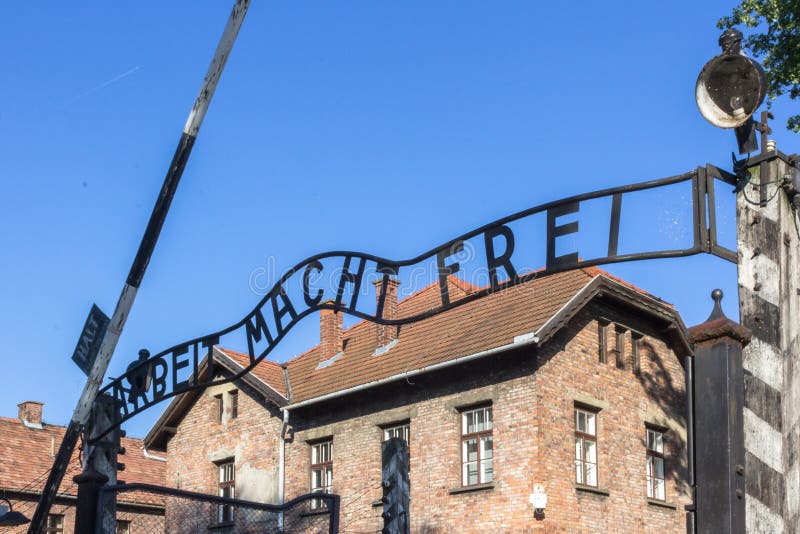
(71, 304, 110, 376)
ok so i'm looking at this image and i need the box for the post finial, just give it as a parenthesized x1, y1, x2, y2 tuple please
(707, 289, 726, 321)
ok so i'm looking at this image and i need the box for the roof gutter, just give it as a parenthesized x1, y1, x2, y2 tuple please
(283, 334, 539, 411)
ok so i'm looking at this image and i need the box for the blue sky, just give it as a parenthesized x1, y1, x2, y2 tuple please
(1, 1, 796, 439)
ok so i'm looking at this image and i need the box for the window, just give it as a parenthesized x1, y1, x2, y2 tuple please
(116, 520, 131, 534)
(44, 515, 63, 533)
(214, 394, 223, 423)
(310, 440, 333, 509)
(646, 427, 666, 500)
(461, 405, 493, 486)
(230, 390, 238, 420)
(217, 460, 235, 524)
(383, 422, 410, 443)
(574, 407, 598, 487)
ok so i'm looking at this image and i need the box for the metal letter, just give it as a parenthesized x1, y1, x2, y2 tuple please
(244, 308, 274, 361)
(437, 241, 464, 306)
(335, 256, 366, 311)
(546, 202, 579, 269)
(171, 346, 191, 392)
(608, 194, 622, 257)
(484, 225, 517, 290)
(303, 260, 324, 308)
(375, 263, 400, 320)
(271, 286, 298, 335)
(151, 357, 168, 400)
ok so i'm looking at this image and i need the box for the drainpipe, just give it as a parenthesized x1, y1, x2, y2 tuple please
(142, 447, 167, 462)
(684, 352, 696, 533)
(279, 408, 289, 531)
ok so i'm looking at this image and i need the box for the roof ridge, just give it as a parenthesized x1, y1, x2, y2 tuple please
(218, 347, 284, 368)
(0, 416, 150, 443)
(580, 266, 671, 306)
(283, 341, 321, 365)
(284, 275, 475, 368)
(396, 274, 471, 308)
(0, 415, 63, 429)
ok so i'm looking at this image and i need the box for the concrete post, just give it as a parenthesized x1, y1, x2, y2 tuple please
(737, 151, 800, 533)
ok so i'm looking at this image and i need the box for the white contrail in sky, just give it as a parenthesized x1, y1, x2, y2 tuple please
(69, 65, 141, 103)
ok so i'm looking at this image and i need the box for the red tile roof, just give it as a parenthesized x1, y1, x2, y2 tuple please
(220, 267, 674, 405)
(220, 350, 287, 397)
(0, 415, 166, 507)
(283, 269, 595, 403)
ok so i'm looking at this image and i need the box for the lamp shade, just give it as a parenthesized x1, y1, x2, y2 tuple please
(696, 53, 767, 128)
(0, 498, 30, 526)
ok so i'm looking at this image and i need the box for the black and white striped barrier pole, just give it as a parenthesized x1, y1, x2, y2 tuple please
(28, 2, 251, 531)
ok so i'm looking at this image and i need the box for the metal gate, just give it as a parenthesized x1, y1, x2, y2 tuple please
(95, 483, 339, 534)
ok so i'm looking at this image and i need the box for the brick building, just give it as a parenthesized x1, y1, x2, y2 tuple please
(145, 268, 692, 533)
(0, 401, 166, 533)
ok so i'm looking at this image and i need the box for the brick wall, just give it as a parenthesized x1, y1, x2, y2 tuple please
(528, 305, 689, 533)
(284, 305, 689, 533)
(165, 372, 284, 504)
(164, 303, 689, 533)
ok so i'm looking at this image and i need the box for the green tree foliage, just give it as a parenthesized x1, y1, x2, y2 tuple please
(718, 0, 800, 132)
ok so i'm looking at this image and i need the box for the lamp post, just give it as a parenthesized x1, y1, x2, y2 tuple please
(696, 30, 800, 534)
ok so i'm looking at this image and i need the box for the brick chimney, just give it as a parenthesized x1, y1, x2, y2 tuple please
(374, 278, 400, 347)
(18, 401, 43, 428)
(320, 301, 343, 361)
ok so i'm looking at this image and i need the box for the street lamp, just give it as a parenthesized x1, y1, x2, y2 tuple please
(0, 498, 31, 527)
(696, 29, 767, 154)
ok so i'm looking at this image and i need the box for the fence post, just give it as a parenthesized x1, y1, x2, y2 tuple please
(686, 290, 751, 533)
(73, 394, 122, 534)
(73, 468, 108, 534)
(381, 437, 410, 534)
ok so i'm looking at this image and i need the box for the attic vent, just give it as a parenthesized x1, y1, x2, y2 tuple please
(316, 351, 344, 370)
(373, 338, 399, 357)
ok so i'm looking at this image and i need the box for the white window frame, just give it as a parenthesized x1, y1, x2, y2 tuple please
(310, 439, 333, 509)
(383, 422, 410, 443)
(574, 406, 598, 487)
(646, 427, 666, 500)
(460, 405, 493, 486)
(217, 460, 235, 524)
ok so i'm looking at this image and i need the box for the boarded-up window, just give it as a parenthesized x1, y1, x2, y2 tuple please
(598, 320, 610, 363)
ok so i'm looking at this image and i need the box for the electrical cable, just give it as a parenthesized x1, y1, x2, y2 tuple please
(741, 183, 782, 206)
(747, 178, 784, 187)
(8, 467, 53, 497)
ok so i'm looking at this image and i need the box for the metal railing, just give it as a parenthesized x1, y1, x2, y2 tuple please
(95, 483, 339, 534)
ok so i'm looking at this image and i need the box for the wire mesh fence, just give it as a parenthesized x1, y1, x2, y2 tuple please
(96, 483, 340, 534)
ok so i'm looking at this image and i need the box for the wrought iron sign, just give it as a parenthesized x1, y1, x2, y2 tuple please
(93, 164, 736, 440)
